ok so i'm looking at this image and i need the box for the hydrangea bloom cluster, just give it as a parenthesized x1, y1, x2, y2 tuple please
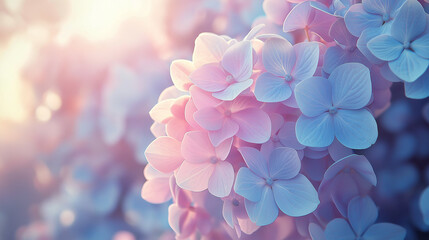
(144, 0, 429, 239)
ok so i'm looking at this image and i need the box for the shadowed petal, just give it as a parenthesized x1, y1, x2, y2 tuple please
(334, 109, 378, 149)
(324, 218, 355, 240)
(272, 174, 319, 216)
(212, 79, 253, 101)
(411, 34, 429, 59)
(344, 4, 383, 37)
(208, 161, 234, 197)
(245, 187, 279, 226)
(363, 223, 406, 240)
(233, 108, 271, 144)
(405, 69, 429, 99)
(348, 196, 378, 236)
(296, 113, 335, 148)
(194, 107, 223, 131)
(268, 147, 301, 180)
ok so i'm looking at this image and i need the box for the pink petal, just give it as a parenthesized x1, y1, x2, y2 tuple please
(150, 122, 166, 138)
(166, 118, 189, 141)
(141, 178, 171, 204)
(193, 107, 224, 131)
(189, 85, 222, 110)
(149, 99, 174, 123)
(175, 161, 215, 192)
(263, 0, 291, 25)
(168, 204, 186, 234)
(215, 138, 233, 160)
(208, 161, 234, 197)
(209, 119, 240, 147)
(181, 131, 216, 163)
(233, 108, 271, 144)
(145, 137, 183, 173)
(144, 164, 171, 180)
(170, 59, 194, 92)
(193, 33, 229, 68)
(283, 1, 313, 33)
(221, 41, 253, 82)
(184, 98, 202, 130)
(190, 63, 229, 92)
(212, 79, 254, 101)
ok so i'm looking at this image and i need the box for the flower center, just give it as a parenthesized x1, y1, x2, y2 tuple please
(284, 74, 293, 82)
(382, 13, 390, 22)
(271, 135, 280, 143)
(226, 75, 234, 83)
(403, 41, 410, 49)
(210, 156, 219, 164)
(329, 106, 338, 115)
(266, 178, 274, 186)
(224, 109, 231, 117)
(232, 199, 240, 207)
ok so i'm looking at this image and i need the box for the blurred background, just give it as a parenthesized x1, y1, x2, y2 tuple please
(0, 0, 263, 239)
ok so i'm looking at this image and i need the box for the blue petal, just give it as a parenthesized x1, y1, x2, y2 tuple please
(419, 187, 429, 225)
(367, 34, 404, 61)
(357, 28, 386, 64)
(404, 69, 429, 99)
(262, 37, 295, 77)
(388, 49, 429, 82)
(292, 42, 320, 81)
(324, 218, 356, 240)
(272, 174, 319, 217)
(245, 186, 278, 226)
(329, 63, 372, 109)
(238, 147, 269, 178)
(296, 113, 335, 148)
(254, 72, 292, 102)
(295, 77, 332, 117)
(363, 223, 406, 240)
(334, 109, 378, 149)
(362, 0, 406, 16)
(323, 46, 349, 75)
(344, 4, 383, 37)
(347, 196, 378, 236)
(309, 223, 326, 240)
(391, 0, 426, 43)
(234, 167, 265, 202)
(268, 147, 301, 180)
(322, 154, 377, 187)
(411, 33, 429, 59)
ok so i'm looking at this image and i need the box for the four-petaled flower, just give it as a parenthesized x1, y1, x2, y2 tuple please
(234, 147, 319, 226)
(295, 63, 378, 149)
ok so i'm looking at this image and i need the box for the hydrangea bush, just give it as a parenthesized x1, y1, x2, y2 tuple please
(143, 0, 429, 239)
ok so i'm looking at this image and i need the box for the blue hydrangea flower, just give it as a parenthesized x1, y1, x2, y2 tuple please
(345, 0, 406, 37)
(325, 196, 406, 240)
(420, 186, 429, 225)
(234, 147, 319, 226)
(404, 68, 429, 99)
(295, 63, 377, 149)
(367, 0, 429, 82)
(254, 36, 319, 105)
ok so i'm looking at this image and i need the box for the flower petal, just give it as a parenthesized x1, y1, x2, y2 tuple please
(208, 119, 239, 147)
(190, 63, 228, 92)
(389, 49, 429, 82)
(295, 77, 332, 117)
(330, 63, 372, 109)
(145, 137, 183, 173)
(324, 218, 356, 240)
(411, 34, 429, 59)
(222, 41, 253, 82)
(344, 4, 383, 37)
(238, 147, 269, 178)
(278, 121, 306, 150)
(367, 34, 404, 61)
(334, 109, 378, 149)
(391, 0, 426, 43)
(170, 59, 194, 92)
(419, 187, 429, 225)
(141, 178, 171, 204)
(193, 107, 223, 131)
(212, 79, 253, 101)
(347, 196, 378, 236)
(234, 167, 266, 202)
(262, 37, 295, 77)
(268, 147, 301, 180)
(272, 174, 319, 217)
(363, 223, 406, 240)
(181, 131, 215, 163)
(296, 113, 335, 148)
(233, 108, 271, 144)
(208, 161, 234, 197)
(193, 33, 229, 68)
(176, 162, 215, 192)
(254, 72, 292, 102)
(244, 187, 279, 226)
(404, 69, 429, 99)
(292, 42, 319, 81)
